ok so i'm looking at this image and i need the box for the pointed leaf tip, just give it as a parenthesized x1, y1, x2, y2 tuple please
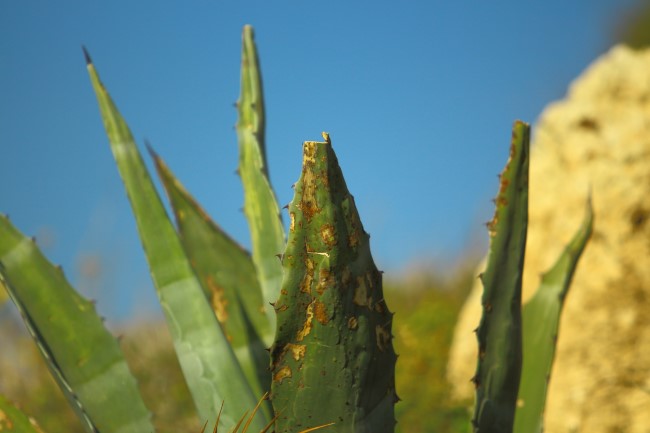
(144, 139, 158, 159)
(82, 46, 92, 65)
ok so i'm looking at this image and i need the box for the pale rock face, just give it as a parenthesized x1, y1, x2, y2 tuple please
(447, 45, 650, 433)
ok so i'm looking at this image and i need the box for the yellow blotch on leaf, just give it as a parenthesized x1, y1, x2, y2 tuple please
(274, 365, 292, 383)
(296, 300, 315, 341)
(287, 343, 307, 361)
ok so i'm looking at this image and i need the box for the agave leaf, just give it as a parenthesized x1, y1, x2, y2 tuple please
(0, 215, 154, 433)
(236, 25, 285, 342)
(270, 133, 397, 433)
(0, 394, 46, 433)
(84, 49, 266, 430)
(152, 151, 272, 416)
(472, 121, 530, 433)
(514, 200, 594, 433)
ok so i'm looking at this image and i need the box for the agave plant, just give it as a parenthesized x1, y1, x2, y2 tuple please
(0, 25, 394, 433)
(470, 122, 593, 433)
(0, 25, 592, 433)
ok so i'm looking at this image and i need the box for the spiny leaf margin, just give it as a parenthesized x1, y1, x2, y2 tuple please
(84, 48, 266, 431)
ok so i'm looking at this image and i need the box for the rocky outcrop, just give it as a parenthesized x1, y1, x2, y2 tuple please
(447, 45, 650, 433)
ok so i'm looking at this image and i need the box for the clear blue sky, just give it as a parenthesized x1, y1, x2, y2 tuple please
(0, 1, 637, 320)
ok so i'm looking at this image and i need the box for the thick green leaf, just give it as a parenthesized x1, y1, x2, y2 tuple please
(85, 50, 266, 431)
(0, 215, 154, 433)
(270, 133, 397, 433)
(152, 151, 272, 417)
(514, 200, 593, 433)
(0, 395, 46, 433)
(472, 121, 529, 433)
(236, 25, 285, 342)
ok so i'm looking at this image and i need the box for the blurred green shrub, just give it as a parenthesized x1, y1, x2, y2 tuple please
(614, 1, 650, 48)
(386, 266, 476, 433)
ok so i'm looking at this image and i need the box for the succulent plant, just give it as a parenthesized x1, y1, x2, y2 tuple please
(0, 25, 592, 433)
(471, 121, 593, 433)
(269, 133, 397, 433)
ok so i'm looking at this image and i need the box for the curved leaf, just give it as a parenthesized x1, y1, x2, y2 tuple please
(514, 199, 593, 433)
(85, 49, 266, 430)
(152, 151, 272, 418)
(0, 215, 154, 433)
(472, 121, 530, 433)
(236, 26, 285, 343)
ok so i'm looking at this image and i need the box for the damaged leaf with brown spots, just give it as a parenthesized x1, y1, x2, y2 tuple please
(270, 133, 397, 433)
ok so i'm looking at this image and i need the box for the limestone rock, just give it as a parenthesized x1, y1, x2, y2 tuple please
(447, 45, 650, 433)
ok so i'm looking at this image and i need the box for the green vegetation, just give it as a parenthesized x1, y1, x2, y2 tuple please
(389, 272, 475, 433)
(614, 0, 650, 48)
(0, 26, 591, 433)
(0, 273, 473, 433)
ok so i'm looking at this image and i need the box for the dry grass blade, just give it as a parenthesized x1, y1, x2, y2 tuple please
(241, 393, 269, 432)
(258, 410, 281, 433)
(215, 400, 225, 433)
(298, 422, 336, 432)
(229, 410, 248, 433)
(198, 400, 225, 433)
